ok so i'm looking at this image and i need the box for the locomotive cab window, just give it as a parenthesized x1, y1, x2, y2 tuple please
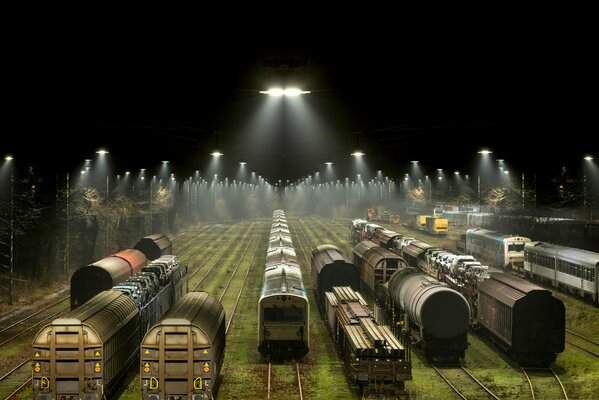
(508, 244, 525, 252)
(264, 307, 303, 323)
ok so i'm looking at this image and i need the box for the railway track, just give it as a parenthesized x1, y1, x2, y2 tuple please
(1, 357, 31, 400)
(0, 294, 69, 333)
(191, 222, 256, 290)
(266, 362, 304, 400)
(565, 328, 599, 358)
(222, 223, 265, 334)
(522, 368, 568, 400)
(185, 223, 251, 285)
(432, 365, 500, 400)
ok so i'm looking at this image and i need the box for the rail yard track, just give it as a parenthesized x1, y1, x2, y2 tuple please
(522, 368, 568, 400)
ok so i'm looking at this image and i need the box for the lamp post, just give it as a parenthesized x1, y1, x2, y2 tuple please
(584, 155, 594, 219)
(477, 149, 493, 212)
(4, 156, 15, 304)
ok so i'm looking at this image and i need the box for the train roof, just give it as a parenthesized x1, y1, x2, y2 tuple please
(526, 241, 599, 266)
(466, 227, 529, 242)
(73, 249, 147, 287)
(146, 291, 225, 345)
(478, 273, 553, 307)
(402, 241, 438, 258)
(45, 291, 138, 343)
(377, 230, 402, 246)
(266, 249, 297, 266)
(353, 240, 403, 264)
(311, 244, 345, 264)
(134, 233, 172, 260)
(261, 263, 306, 298)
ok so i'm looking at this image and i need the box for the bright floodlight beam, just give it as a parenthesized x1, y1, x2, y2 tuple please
(478, 149, 492, 155)
(325, 162, 333, 166)
(260, 88, 311, 96)
(239, 161, 247, 165)
(211, 150, 223, 157)
(584, 155, 594, 161)
(351, 150, 365, 157)
(96, 149, 109, 155)
(5, 155, 13, 161)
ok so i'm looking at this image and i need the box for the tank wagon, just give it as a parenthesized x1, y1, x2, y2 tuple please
(258, 210, 309, 359)
(311, 244, 360, 312)
(141, 291, 225, 400)
(477, 273, 565, 365)
(385, 267, 470, 362)
(33, 259, 187, 399)
(325, 286, 411, 397)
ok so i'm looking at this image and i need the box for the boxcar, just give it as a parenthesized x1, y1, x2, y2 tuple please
(33, 291, 140, 399)
(141, 291, 225, 400)
(477, 273, 565, 365)
(134, 233, 173, 260)
(311, 244, 360, 311)
(70, 249, 147, 309)
(353, 240, 404, 297)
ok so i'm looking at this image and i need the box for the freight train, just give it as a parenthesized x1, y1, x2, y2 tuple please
(258, 210, 309, 359)
(350, 220, 566, 365)
(70, 234, 173, 309)
(311, 245, 411, 397)
(140, 291, 226, 400)
(33, 253, 187, 399)
(348, 235, 470, 362)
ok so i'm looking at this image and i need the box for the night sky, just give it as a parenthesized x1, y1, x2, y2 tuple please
(5, 33, 593, 186)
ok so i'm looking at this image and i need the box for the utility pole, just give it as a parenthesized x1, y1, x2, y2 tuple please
(105, 174, 109, 255)
(64, 172, 70, 278)
(477, 175, 481, 211)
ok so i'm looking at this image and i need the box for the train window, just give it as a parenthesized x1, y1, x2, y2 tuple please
(508, 244, 525, 252)
(264, 307, 303, 323)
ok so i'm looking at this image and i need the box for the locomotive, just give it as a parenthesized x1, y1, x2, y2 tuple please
(258, 210, 309, 359)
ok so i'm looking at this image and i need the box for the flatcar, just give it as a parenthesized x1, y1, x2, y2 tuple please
(524, 241, 599, 302)
(352, 240, 404, 297)
(477, 273, 565, 365)
(466, 228, 531, 271)
(70, 248, 148, 309)
(141, 291, 225, 400)
(33, 260, 187, 399)
(311, 244, 360, 311)
(385, 267, 470, 362)
(325, 286, 411, 397)
(134, 233, 173, 261)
